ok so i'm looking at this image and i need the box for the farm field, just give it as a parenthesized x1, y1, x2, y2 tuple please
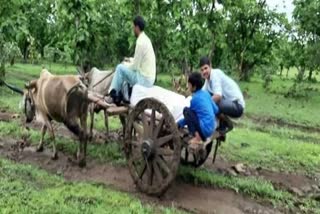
(0, 63, 319, 213)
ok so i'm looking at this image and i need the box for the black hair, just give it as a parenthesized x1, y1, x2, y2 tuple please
(133, 16, 145, 31)
(188, 72, 204, 91)
(199, 56, 211, 67)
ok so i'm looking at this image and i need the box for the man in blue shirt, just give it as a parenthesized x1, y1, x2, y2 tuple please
(177, 72, 219, 145)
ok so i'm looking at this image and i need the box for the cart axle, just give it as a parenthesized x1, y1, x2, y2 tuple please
(141, 140, 155, 160)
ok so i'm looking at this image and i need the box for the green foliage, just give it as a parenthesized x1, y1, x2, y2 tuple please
(0, 0, 293, 80)
(223, 0, 287, 80)
(291, 0, 320, 81)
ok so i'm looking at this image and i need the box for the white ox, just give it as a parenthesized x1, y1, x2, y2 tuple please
(82, 58, 133, 140)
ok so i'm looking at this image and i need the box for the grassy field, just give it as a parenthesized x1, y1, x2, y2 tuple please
(0, 158, 182, 214)
(1, 62, 320, 213)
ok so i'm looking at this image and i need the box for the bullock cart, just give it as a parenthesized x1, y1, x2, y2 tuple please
(88, 85, 229, 196)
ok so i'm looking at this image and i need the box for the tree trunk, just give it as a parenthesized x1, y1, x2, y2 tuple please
(308, 70, 313, 81)
(23, 40, 29, 62)
(297, 67, 305, 82)
(209, 33, 215, 59)
(279, 64, 283, 77)
(135, 0, 140, 15)
(239, 61, 251, 81)
(0, 62, 5, 84)
(286, 68, 289, 78)
(10, 57, 15, 66)
(182, 58, 189, 75)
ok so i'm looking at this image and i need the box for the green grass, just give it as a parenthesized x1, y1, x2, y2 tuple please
(240, 77, 320, 127)
(1, 120, 319, 213)
(178, 166, 320, 213)
(0, 158, 184, 214)
(221, 127, 320, 175)
(8, 62, 77, 76)
(237, 117, 320, 144)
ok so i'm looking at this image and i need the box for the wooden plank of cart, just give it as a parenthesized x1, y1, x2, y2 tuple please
(88, 91, 228, 196)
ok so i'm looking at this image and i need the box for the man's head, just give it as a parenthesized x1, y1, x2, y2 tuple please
(188, 72, 204, 93)
(133, 16, 145, 37)
(199, 56, 212, 80)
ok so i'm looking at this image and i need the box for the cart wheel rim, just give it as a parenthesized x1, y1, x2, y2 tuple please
(124, 98, 181, 196)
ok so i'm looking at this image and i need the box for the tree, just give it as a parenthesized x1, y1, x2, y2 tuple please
(223, 0, 286, 81)
(293, 0, 320, 81)
(0, 0, 28, 81)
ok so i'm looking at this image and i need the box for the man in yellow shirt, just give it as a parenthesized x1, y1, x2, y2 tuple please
(106, 16, 156, 105)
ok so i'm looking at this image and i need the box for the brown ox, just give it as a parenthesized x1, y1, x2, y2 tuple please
(3, 69, 89, 167)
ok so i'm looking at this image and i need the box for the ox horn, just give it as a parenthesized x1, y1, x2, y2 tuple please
(1, 80, 24, 95)
(76, 66, 85, 76)
(25, 80, 37, 89)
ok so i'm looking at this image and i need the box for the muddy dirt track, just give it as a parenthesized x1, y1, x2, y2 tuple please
(0, 138, 279, 214)
(0, 111, 319, 214)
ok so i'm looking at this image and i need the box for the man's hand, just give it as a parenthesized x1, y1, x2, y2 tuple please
(212, 94, 222, 103)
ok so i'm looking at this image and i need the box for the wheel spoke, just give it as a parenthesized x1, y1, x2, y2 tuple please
(146, 161, 153, 186)
(153, 117, 164, 139)
(138, 162, 147, 179)
(150, 109, 156, 136)
(184, 148, 189, 161)
(157, 147, 174, 156)
(133, 122, 143, 137)
(156, 156, 170, 175)
(152, 161, 163, 183)
(157, 134, 173, 147)
(142, 113, 150, 138)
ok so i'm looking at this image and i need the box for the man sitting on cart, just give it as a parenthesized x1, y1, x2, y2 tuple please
(105, 16, 156, 105)
(177, 72, 219, 146)
(199, 57, 245, 133)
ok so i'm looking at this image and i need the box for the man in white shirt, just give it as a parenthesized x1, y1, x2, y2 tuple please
(106, 16, 156, 105)
(200, 57, 245, 131)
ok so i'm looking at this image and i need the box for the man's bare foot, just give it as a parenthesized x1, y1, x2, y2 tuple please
(188, 137, 202, 145)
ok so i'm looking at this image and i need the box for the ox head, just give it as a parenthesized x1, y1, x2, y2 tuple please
(23, 80, 37, 123)
(2, 80, 37, 123)
(76, 66, 91, 87)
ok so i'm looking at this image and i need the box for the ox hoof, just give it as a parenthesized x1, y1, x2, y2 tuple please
(78, 159, 86, 168)
(51, 153, 58, 160)
(36, 146, 44, 152)
(88, 135, 93, 142)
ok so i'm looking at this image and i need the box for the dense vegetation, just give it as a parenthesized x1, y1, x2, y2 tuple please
(0, 0, 319, 82)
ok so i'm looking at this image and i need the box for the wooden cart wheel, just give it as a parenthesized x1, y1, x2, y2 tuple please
(124, 98, 181, 196)
(180, 137, 214, 168)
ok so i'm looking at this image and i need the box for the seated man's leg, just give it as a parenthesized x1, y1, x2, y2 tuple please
(218, 99, 243, 118)
(136, 73, 154, 88)
(217, 99, 244, 133)
(107, 64, 138, 104)
(183, 107, 206, 142)
(109, 64, 138, 94)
